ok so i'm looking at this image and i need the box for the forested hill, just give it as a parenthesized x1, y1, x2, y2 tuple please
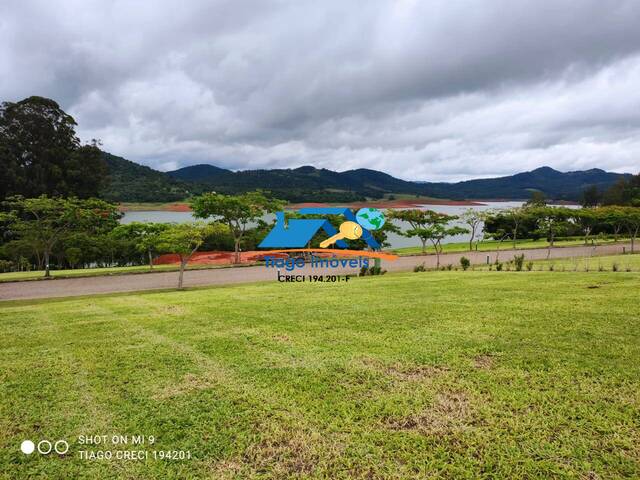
(100, 156, 633, 203)
(164, 163, 631, 202)
(420, 167, 632, 200)
(100, 153, 194, 202)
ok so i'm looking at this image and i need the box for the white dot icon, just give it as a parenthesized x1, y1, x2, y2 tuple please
(20, 440, 35, 455)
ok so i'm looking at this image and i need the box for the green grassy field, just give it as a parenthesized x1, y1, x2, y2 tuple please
(1, 271, 639, 478)
(391, 237, 625, 256)
(525, 253, 640, 272)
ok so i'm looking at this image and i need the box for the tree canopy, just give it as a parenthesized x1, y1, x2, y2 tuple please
(0, 96, 107, 199)
(191, 191, 285, 263)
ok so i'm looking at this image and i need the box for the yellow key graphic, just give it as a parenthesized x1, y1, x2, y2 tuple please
(319, 221, 362, 248)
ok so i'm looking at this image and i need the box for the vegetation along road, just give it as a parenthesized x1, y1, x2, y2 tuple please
(0, 243, 631, 301)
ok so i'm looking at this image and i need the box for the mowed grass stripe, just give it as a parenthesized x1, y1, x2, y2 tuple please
(0, 272, 638, 478)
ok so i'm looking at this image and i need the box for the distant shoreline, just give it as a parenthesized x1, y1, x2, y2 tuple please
(118, 197, 488, 212)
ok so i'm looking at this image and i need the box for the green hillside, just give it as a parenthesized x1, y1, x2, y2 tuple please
(99, 153, 633, 203)
(100, 153, 194, 202)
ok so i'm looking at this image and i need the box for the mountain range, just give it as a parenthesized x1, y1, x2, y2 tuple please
(100, 153, 632, 203)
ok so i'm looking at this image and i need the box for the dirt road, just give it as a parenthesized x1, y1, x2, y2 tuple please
(0, 243, 632, 301)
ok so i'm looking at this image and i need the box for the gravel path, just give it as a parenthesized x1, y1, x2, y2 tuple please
(0, 243, 632, 301)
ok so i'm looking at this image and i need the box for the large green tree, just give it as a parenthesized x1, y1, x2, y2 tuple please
(191, 191, 285, 263)
(602, 174, 640, 206)
(0, 96, 107, 199)
(388, 209, 467, 267)
(3, 195, 120, 277)
(111, 222, 170, 269)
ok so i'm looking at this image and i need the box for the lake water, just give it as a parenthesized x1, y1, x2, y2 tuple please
(121, 202, 550, 249)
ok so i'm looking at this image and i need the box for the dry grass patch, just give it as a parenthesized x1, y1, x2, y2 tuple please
(213, 425, 342, 478)
(161, 304, 187, 315)
(473, 354, 495, 370)
(153, 372, 215, 399)
(271, 334, 291, 343)
(386, 391, 473, 434)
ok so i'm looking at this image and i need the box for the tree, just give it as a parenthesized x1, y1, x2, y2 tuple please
(503, 207, 528, 249)
(3, 196, 120, 277)
(600, 206, 626, 242)
(581, 185, 601, 207)
(621, 206, 640, 253)
(388, 209, 467, 267)
(157, 222, 227, 289)
(573, 209, 599, 245)
(524, 191, 547, 207)
(111, 222, 169, 269)
(529, 206, 572, 258)
(602, 174, 640, 206)
(0, 96, 107, 199)
(191, 191, 285, 263)
(459, 209, 488, 251)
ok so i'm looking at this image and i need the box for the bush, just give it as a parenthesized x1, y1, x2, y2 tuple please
(513, 254, 525, 271)
(414, 263, 426, 272)
(526, 261, 534, 271)
(612, 262, 619, 272)
(496, 262, 503, 271)
(460, 256, 470, 271)
(446, 264, 453, 271)
(360, 266, 387, 276)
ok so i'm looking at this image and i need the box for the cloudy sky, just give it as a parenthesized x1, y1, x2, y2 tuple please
(1, 1, 640, 181)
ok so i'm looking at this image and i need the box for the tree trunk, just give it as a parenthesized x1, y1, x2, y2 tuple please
(421, 239, 427, 254)
(234, 238, 241, 264)
(44, 250, 51, 278)
(513, 229, 518, 249)
(148, 249, 154, 269)
(178, 257, 187, 289)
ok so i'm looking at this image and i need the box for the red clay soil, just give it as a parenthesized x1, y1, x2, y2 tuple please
(154, 251, 289, 265)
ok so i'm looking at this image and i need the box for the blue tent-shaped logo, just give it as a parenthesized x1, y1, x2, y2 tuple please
(259, 208, 380, 249)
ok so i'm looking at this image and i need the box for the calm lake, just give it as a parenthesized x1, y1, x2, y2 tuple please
(120, 202, 538, 249)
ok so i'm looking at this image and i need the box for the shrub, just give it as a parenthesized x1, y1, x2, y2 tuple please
(612, 262, 619, 272)
(460, 256, 470, 271)
(549, 264, 554, 271)
(414, 263, 426, 273)
(513, 254, 525, 271)
(496, 262, 503, 271)
(360, 266, 387, 277)
(526, 261, 534, 271)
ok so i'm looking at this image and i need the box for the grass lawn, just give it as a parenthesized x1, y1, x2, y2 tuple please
(1, 272, 639, 478)
(527, 253, 640, 272)
(392, 237, 624, 256)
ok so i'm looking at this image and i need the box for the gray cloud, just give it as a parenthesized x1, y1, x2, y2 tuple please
(1, 0, 640, 180)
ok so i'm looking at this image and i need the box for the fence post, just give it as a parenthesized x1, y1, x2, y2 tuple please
(486, 255, 490, 264)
